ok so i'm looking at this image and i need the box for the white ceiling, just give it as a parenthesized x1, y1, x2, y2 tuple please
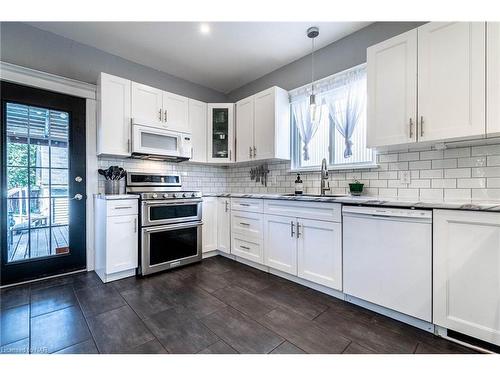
(28, 22, 371, 94)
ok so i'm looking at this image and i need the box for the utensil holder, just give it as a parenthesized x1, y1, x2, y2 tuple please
(105, 180, 121, 195)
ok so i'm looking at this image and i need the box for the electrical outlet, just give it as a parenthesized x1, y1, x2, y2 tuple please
(400, 171, 411, 184)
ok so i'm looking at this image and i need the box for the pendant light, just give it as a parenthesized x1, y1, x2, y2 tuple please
(307, 26, 320, 122)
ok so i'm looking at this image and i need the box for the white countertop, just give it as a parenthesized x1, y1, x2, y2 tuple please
(94, 194, 140, 200)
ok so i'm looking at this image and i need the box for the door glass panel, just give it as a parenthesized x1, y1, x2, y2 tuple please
(5, 102, 70, 263)
(149, 226, 198, 265)
(212, 108, 229, 158)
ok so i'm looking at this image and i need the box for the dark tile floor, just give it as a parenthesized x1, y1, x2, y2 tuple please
(0, 256, 478, 354)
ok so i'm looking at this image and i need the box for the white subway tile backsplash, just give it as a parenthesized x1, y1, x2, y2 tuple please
(444, 168, 471, 178)
(457, 156, 486, 168)
(432, 179, 457, 189)
(432, 159, 457, 169)
(457, 178, 486, 189)
(420, 150, 443, 160)
(409, 160, 432, 170)
(98, 142, 500, 203)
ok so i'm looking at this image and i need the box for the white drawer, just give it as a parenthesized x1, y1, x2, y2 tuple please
(231, 235, 263, 264)
(231, 211, 263, 239)
(106, 199, 138, 217)
(264, 200, 341, 222)
(231, 198, 263, 213)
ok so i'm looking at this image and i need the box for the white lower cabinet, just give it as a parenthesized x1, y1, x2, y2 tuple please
(263, 215, 297, 274)
(263, 201, 343, 291)
(94, 197, 138, 282)
(202, 197, 218, 253)
(297, 219, 342, 290)
(230, 209, 264, 264)
(434, 209, 500, 346)
(217, 198, 231, 254)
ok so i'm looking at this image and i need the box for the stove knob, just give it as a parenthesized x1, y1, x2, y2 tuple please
(182, 193, 187, 198)
(172, 193, 178, 198)
(191, 192, 196, 198)
(152, 193, 158, 199)
(163, 193, 169, 198)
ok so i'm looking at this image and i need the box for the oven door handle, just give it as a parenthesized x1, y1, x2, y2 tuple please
(142, 221, 203, 233)
(142, 199, 202, 207)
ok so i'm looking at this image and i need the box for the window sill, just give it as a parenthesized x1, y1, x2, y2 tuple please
(290, 162, 379, 173)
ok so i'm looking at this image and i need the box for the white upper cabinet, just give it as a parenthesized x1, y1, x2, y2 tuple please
(235, 87, 290, 162)
(487, 22, 500, 138)
(131, 82, 189, 131)
(131, 82, 163, 125)
(188, 99, 207, 162)
(367, 22, 487, 149)
(236, 96, 255, 162)
(418, 22, 485, 142)
(207, 103, 234, 163)
(97, 73, 132, 157)
(163, 92, 190, 133)
(433, 209, 500, 347)
(367, 30, 417, 148)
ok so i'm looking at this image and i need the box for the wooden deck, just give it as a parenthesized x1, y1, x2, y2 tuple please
(8, 226, 69, 262)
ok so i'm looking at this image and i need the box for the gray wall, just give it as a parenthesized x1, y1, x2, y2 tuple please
(0, 22, 227, 102)
(227, 22, 425, 101)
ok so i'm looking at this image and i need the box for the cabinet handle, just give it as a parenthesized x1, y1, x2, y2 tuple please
(420, 116, 424, 137)
(239, 222, 250, 226)
(134, 218, 137, 233)
(249, 146, 252, 158)
(253, 146, 257, 158)
(225, 201, 229, 212)
(158, 109, 162, 122)
(239, 203, 250, 206)
(409, 118, 413, 139)
(114, 206, 132, 210)
(164, 109, 168, 123)
(296, 221, 301, 238)
(290, 221, 295, 237)
(240, 245, 250, 250)
(229, 149, 232, 161)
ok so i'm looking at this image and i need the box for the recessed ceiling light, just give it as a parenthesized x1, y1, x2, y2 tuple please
(200, 23, 210, 35)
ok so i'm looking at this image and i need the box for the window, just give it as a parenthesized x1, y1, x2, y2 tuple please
(290, 64, 375, 170)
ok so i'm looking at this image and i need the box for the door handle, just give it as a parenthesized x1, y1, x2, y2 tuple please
(249, 146, 252, 158)
(290, 221, 295, 237)
(164, 109, 168, 123)
(225, 201, 229, 212)
(158, 109, 162, 122)
(296, 221, 301, 238)
(409, 118, 413, 139)
(420, 116, 424, 137)
(72, 194, 83, 201)
(253, 146, 257, 158)
(134, 218, 137, 233)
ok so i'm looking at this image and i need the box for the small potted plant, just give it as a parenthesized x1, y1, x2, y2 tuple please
(349, 179, 364, 196)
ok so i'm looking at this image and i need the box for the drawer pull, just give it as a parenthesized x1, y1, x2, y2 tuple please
(240, 245, 250, 250)
(114, 206, 133, 210)
(239, 203, 250, 206)
(239, 222, 250, 226)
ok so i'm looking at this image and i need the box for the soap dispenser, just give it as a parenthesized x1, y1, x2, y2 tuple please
(294, 173, 303, 195)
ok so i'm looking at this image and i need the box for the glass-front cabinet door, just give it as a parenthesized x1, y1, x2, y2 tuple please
(207, 103, 234, 163)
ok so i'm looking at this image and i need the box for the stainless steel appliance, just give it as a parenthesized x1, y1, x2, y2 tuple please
(131, 120, 192, 161)
(126, 172, 202, 276)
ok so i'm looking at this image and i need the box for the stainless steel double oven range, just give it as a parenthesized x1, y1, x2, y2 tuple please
(126, 172, 202, 276)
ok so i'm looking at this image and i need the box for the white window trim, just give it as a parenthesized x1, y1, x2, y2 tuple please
(289, 63, 376, 172)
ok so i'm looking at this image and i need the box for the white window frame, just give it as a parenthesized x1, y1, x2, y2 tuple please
(290, 64, 377, 172)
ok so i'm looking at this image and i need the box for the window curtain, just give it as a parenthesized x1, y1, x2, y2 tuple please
(324, 67, 366, 158)
(291, 98, 323, 161)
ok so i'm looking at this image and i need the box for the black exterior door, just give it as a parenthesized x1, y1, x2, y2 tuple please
(1, 81, 87, 285)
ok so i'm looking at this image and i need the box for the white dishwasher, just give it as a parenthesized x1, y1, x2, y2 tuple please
(342, 206, 432, 322)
